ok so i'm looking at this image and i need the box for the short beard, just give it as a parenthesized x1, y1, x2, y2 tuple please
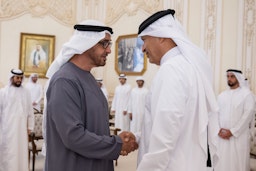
(228, 81, 238, 88)
(228, 82, 233, 87)
(12, 82, 21, 87)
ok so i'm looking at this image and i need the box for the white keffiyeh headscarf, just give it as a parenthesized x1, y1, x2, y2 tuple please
(226, 69, 246, 88)
(28, 73, 38, 83)
(8, 69, 24, 86)
(46, 19, 113, 78)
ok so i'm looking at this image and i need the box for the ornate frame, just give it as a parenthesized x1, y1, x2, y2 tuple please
(19, 33, 55, 77)
(115, 34, 147, 75)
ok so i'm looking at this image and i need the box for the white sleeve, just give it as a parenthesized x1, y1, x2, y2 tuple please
(137, 70, 187, 170)
(231, 93, 256, 137)
(127, 90, 133, 113)
(111, 88, 118, 111)
(0, 89, 3, 144)
(26, 90, 34, 131)
(35, 85, 43, 104)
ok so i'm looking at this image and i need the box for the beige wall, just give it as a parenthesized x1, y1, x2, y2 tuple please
(0, 0, 255, 95)
(0, 14, 73, 87)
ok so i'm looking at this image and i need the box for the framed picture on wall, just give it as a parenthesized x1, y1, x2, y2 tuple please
(115, 34, 147, 75)
(19, 33, 55, 77)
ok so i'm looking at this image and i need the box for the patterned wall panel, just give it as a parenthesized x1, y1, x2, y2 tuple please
(201, 0, 222, 93)
(164, 0, 188, 29)
(105, 0, 163, 25)
(238, 0, 256, 92)
(0, 0, 76, 25)
(79, 0, 106, 22)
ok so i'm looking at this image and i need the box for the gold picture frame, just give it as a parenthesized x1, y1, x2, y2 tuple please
(115, 34, 147, 75)
(19, 33, 55, 77)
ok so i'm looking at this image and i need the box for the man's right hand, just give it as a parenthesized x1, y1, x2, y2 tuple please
(119, 131, 138, 156)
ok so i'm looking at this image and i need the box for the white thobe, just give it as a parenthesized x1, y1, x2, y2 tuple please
(42, 80, 49, 157)
(0, 85, 34, 171)
(137, 48, 219, 171)
(30, 48, 46, 67)
(25, 82, 43, 111)
(215, 87, 256, 171)
(250, 95, 256, 139)
(128, 86, 148, 133)
(101, 87, 109, 102)
(111, 83, 131, 131)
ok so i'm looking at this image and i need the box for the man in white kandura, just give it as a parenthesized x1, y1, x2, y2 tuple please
(30, 44, 47, 68)
(96, 78, 109, 101)
(128, 76, 148, 134)
(135, 9, 219, 171)
(215, 69, 256, 171)
(0, 69, 34, 171)
(111, 74, 131, 131)
(25, 73, 43, 112)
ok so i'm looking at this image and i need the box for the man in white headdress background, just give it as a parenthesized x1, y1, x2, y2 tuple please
(135, 9, 219, 171)
(96, 78, 109, 101)
(25, 73, 43, 112)
(244, 77, 256, 144)
(128, 76, 148, 133)
(44, 20, 137, 171)
(0, 69, 34, 171)
(30, 44, 47, 68)
(215, 69, 256, 171)
(111, 73, 132, 131)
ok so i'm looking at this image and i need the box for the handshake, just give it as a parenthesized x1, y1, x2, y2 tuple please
(118, 131, 138, 156)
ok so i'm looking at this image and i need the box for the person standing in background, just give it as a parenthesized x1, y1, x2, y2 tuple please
(111, 74, 131, 131)
(128, 76, 148, 134)
(136, 9, 219, 171)
(25, 73, 43, 112)
(215, 69, 256, 171)
(0, 69, 34, 171)
(244, 78, 256, 142)
(96, 78, 109, 101)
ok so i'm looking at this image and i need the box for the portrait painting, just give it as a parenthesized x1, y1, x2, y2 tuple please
(115, 34, 147, 75)
(19, 33, 55, 77)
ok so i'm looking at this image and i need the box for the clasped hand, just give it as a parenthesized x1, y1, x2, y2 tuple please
(119, 131, 138, 156)
(218, 128, 233, 139)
